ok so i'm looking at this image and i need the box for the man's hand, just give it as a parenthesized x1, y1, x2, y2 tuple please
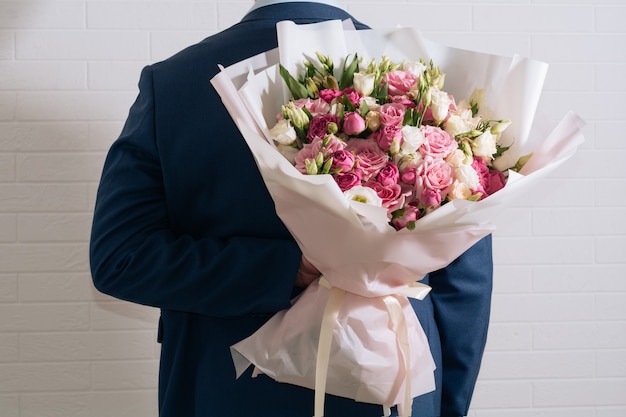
(294, 255, 321, 288)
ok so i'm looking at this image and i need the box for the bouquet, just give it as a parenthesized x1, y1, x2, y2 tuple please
(269, 52, 523, 231)
(211, 20, 584, 417)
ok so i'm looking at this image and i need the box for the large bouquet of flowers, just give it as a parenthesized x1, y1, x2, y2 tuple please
(270, 51, 519, 231)
(211, 20, 584, 417)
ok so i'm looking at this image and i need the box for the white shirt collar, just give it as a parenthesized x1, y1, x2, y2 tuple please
(248, 0, 341, 13)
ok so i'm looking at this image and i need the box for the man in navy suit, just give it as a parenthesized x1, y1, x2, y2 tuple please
(89, 0, 493, 416)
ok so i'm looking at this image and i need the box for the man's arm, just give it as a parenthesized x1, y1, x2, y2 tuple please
(428, 235, 493, 416)
(89, 65, 301, 316)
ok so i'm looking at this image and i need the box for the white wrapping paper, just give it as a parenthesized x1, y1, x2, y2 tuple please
(211, 20, 584, 416)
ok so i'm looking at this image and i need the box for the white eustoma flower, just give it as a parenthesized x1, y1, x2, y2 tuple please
(455, 164, 481, 190)
(471, 130, 498, 161)
(444, 108, 480, 137)
(269, 119, 298, 145)
(400, 125, 426, 154)
(430, 87, 453, 123)
(344, 185, 383, 207)
(353, 71, 376, 96)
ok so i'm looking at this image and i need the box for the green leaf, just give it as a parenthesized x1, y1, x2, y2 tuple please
(339, 54, 359, 90)
(280, 64, 309, 100)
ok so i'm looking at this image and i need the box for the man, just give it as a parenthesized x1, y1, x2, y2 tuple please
(89, 0, 493, 416)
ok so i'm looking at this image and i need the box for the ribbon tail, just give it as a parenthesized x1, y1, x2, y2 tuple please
(314, 281, 346, 417)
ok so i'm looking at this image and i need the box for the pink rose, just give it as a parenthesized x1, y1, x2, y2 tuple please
(307, 114, 340, 141)
(417, 156, 454, 193)
(342, 88, 362, 107)
(371, 125, 402, 152)
(401, 166, 417, 185)
(365, 181, 404, 211)
(377, 162, 400, 186)
(419, 125, 457, 158)
(485, 169, 506, 196)
(379, 103, 406, 127)
(391, 205, 420, 230)
(319, 88, 343, 103)
(345, 138, 388, 181)
(334, 171, 361, 191)
(382, 70, 418, 96)
(420, 188, 442, 207)
(343, 112, 366, 136)
(331, 150, 355, 173)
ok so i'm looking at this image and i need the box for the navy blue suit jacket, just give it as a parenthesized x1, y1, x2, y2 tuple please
(90, 3, 493, 416)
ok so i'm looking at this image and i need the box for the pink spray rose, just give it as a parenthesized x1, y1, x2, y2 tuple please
(401, 166, 418, 185)
(343, 112, 366, 136)
(371, 125, 402, 152)
(391, 205, 420, 230)
(330, 149, 356, 173)
(342, 88, 362, 107)
(334, 171, 361, 191)
(377, 162, 400, 187)
(420, 188, 442, 207)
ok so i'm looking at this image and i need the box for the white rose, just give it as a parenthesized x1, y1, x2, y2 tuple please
(447, 180, 473, 200)
(444, 108, 479, 137)
(430, 87, 452, 123)
(446, 149, 469, 168)
(455, 164, 481, 190)
(344, 185, 383, 207)
(269, 119, 297, 145)
(353, 72, 376, 96)
(471, 130, 498, 161)
(401, 125, 426, 153)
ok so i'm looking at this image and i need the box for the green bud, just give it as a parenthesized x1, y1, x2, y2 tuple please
(282, 102, 310, 131)
(325, 75, 339, 90)
(315, 151, 324, 168)
(321, 157, 334, 175)
(305, 159, 318, 175)
(513, 152, 534, 172)
(490, 120, 512, 135)
(326, 122, 338, 135)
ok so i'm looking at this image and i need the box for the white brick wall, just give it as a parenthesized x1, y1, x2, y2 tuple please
(0, 1, 623, 416)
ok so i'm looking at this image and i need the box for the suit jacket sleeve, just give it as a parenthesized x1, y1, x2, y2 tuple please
(428, 235, 493, 416)
(89, 65, 302, 317)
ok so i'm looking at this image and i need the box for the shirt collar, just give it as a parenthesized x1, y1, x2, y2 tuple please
(248, 0, 341, 13)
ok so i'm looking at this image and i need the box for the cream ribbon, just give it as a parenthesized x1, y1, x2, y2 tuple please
(314, 277, 431, 417)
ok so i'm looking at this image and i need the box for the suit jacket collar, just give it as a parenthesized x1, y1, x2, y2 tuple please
(240, 2, 366, 27)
